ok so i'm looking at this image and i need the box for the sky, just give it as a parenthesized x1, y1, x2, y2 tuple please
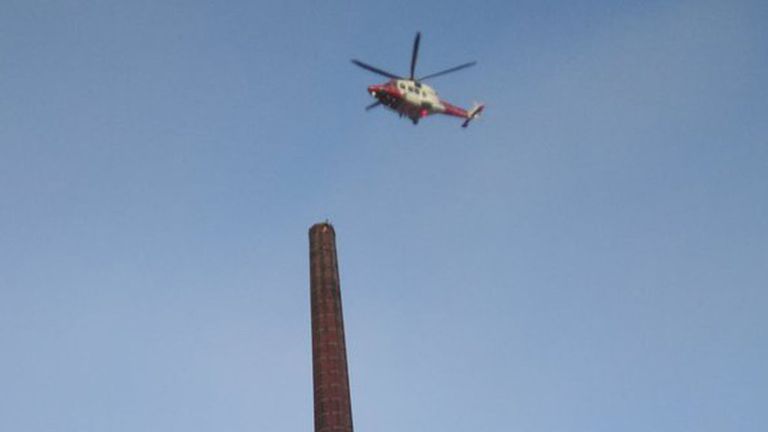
(1, 0, 766, 431)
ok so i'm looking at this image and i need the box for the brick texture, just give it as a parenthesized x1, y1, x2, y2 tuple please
(309, 223, 353, 432)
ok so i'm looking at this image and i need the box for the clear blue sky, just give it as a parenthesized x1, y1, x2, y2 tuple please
(1, 1, 766, 431)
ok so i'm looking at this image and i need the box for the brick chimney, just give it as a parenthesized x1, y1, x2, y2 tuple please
(309, 223, 354, 432)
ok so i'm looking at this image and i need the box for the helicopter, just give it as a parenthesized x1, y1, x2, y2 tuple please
(352, 32, 484, 128)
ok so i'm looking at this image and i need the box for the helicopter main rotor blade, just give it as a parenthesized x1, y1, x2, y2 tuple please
(351, 59, 402, 80)
(410, 32, 421, 80)
(365, 100, 382, 111)
(418, 61, 477, 81)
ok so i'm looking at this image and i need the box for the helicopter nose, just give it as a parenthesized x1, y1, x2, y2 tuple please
(367, 85, 381, 96)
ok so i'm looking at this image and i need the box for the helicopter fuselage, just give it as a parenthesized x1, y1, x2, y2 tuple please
(367, 79, 472, 125)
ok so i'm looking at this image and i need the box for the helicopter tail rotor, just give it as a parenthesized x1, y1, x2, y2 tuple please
(461, 103, 485, 128)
